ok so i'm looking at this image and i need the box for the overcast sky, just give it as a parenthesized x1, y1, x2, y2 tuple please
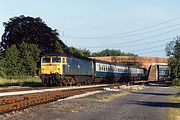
(1, 0, 180, 57)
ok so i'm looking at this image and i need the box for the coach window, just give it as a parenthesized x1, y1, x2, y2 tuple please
(100, 66, 102, 71)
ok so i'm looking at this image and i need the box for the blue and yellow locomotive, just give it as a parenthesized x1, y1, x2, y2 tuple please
(40, 53, 95, 86)
(40, 53, 147, 86)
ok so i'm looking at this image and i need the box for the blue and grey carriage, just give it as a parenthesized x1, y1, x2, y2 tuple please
(94, 60, 146, 83)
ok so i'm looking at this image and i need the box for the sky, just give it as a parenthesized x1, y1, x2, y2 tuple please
(0, 0, 180, 57)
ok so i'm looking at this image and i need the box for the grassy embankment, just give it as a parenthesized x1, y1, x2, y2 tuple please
(172, 79, 180, 87)
(0, 76, 42, 87)
(168, 79, 180, 120)
(168, 92, 180, 120)
(94, 86, 144, 102)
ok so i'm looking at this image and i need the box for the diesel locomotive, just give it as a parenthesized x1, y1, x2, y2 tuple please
(40, 53, 147, 86)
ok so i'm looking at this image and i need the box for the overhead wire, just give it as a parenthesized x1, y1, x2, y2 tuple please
(80, 28, 180, 48)
(137, 49, 165, 54)
(62, 16, 180, 56)
(130, 44, 166, 53)
(64, 23, 180, 39)
(88, 37, 171, 49)
(111, 37, 171, 48)
(63, 16, 180, 39)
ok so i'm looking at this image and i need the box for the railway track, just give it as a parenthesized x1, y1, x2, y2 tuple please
(0, 85, 112, 114)
(0, 86, 50, 93)
(0, 81, 148, 114)
(0, 84, 112, 93)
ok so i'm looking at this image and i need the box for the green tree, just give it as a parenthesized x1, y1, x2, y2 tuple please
(4, 45, 20, 76)
(81, 49, 91, 57)
(19, 42, 41, 76)
(166, 36, 180, 78)
(91, 49, 137, 57)
(55, 40, 63, 53)
(0, 55, 6, 77)
(1, 15, 68, 53)
(68, 47, 91, 57)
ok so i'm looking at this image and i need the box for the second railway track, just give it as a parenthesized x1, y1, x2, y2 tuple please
(0, 84, 114, 114)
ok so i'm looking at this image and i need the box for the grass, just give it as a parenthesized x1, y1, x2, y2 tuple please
(172, 79, 180, 86)
(93, 85, 144, 102)
(0, 76, 42, 87)
(94, 91, 129, 102)
(63, 106, 79, 112)
(168, 93, 180, 120)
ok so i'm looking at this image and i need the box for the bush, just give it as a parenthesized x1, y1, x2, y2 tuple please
(172, 78, 180, 86)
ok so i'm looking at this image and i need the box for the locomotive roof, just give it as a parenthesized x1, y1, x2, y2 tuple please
(41, 52, 93, 61)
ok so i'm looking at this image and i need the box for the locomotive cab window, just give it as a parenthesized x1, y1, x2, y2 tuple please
(42, 58, 50, 63)
(52, 57, 61, 63)
(62, 58, 66, 63)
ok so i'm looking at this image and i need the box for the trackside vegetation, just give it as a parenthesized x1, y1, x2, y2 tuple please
(166, 36, 180, 86)
(0, 77, 42, 86)
(0, 42, 40, 77)
(68, 47, 137, 58)
(0, 42, 42, 86)
(168, 93, 180, 120)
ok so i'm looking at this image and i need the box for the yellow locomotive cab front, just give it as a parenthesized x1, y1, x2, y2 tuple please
(40, 56, 66, 75)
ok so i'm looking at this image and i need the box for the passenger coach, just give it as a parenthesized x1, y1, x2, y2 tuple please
(94, 60, 146, 83)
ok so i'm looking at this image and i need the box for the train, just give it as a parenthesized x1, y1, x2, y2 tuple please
(39, 52, 147, 86)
